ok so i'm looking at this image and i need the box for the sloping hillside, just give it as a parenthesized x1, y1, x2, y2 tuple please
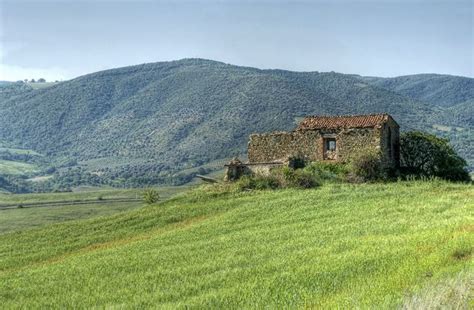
(0, 59, 472, 189)
(360, 74, 474, 108)
(444, 99, 474, 126)
(0, 181, 472, 307)
(0, 81, 33, 102)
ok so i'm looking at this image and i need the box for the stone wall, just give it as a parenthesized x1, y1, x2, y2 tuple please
(224, 161, 284, 181)
(248, 128, 382, 164)
(248, 121, 401, 169)
(379, 118, 400, 168)
(248, 130, 323, 163)
(336, 128, 380, 162)
(246, 163, 285, 177)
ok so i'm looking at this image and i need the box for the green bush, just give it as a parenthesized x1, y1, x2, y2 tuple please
(235, 175, 282, 191)
(304, 162, 349, 182)
(277, 167, 321, 189)
(233, 167, 321, 191)
(350, 152, 386, 182)
(289, 169, 320, 189)
(143, 188, 160, 204)
(287, 155, 306, 169)
(400, 131, 470, 182)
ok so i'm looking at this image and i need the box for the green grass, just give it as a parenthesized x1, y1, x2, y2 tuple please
(0, 147, 42, 156)
(0, 201, 144, 234)
(28, 82, 59, 90)
(0, 186, 186, 204)
(0, 181, 472, 308)
(0, 159, 37, 175)
(0, 186, 191, 234)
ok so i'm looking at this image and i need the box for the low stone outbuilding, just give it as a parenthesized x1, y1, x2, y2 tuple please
(249, 113, 400, 167)
(225, 113, 400, 180)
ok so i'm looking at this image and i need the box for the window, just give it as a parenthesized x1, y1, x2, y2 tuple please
(323, 137, 337, 160)
(326, 138, 336, 151)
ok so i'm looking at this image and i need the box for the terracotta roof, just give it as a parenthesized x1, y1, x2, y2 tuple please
(297, 114, 394, 130)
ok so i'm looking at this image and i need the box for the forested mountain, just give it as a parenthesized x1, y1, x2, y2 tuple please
(445, 99, 474, 125)
(0, 81, 33, 102)
(0, 59, 472, 191)
(360, 74, 474, 108)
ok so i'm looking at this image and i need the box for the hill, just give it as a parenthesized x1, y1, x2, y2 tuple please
(0, 59, 472, 191)
(0, 181, 472, 307)
(0, 81, 33, 102)
(444, 99, 474, 126)
(360, 74, 474, 108)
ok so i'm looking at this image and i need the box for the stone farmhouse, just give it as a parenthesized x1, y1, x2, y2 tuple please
(225, 113, 400, 180)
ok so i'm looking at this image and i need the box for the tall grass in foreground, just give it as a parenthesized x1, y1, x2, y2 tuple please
(0, 181, 472, 308)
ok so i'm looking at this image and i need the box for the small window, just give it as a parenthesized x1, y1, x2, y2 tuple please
(326, 138, 336, 151)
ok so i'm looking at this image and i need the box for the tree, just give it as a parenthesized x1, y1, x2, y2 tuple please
(400, 131, 470, 181)
(143, 188, 160, 204)
(38, 78, 46, 83)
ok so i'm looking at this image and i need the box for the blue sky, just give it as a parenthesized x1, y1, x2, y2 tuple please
(1, 0, 472, 81)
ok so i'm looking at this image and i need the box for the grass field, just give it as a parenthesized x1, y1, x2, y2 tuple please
(28, 82, 59, 90)
(0, 186, 190, 234)
(0, 159, 38, 175)
(0, 201, 144, 234)
(0, 147, 42, 156)
(0, 181, 472, 308)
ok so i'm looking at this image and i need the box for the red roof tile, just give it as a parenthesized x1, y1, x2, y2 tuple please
(297, 114, 394, 130)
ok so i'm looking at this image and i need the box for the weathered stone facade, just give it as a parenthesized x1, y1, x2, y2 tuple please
(248, 130, 323, 163)
(247, 114, 400, 169)
(379, 117, 401, 168)
(224, 160, 284, 181)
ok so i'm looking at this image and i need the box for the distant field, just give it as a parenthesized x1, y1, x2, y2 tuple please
(0, 185, 188, 205)
(432, 124, 466, 132)
(0, 181, 472, 308)
(0, 201, 143, 234)
(27, 175, 53, 182)
(0, 159, 37, 175)
(0, 147, 42, 156)
(0, 185, 191, 234)
(28, 82, 59, 90)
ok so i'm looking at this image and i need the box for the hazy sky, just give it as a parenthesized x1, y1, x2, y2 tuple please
(1, 0, 472, 81)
